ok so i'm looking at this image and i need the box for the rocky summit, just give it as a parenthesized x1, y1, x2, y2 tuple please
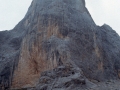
(0, 0, 120, 90)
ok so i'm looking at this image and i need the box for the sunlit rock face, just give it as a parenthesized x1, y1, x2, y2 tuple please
(0, 0, 120, 89)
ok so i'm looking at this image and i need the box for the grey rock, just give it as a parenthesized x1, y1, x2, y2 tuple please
(0, 0, 120, 90)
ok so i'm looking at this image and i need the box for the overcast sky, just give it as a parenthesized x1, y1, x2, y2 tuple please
(0, 0, 120, 35)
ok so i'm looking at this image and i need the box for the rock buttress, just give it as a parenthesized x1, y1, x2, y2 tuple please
(0, 0, 120, 89)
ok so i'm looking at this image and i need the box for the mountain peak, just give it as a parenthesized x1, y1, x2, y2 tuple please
(0, 0, 120, 90)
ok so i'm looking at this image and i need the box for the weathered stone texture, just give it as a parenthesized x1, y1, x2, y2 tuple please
(0, 0, 120, 89)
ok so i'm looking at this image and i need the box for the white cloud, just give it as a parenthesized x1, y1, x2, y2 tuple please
(86, 0, 120, 35)
(0, 0, 32, 30)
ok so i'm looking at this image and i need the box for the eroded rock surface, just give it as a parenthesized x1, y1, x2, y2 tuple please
(0, 0, 120, 90)
(29, 65, 94, 90)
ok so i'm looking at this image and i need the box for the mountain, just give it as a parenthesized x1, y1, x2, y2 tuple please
(0, 0, 120, 90)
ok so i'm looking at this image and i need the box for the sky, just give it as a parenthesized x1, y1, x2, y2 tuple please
(86, 0, 120, 35)
(0, 0, 120, 35)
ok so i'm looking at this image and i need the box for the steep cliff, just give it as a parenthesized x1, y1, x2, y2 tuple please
(0, 0, 120, 90)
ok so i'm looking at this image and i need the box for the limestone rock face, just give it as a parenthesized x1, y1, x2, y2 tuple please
(0, 0, 120, 89)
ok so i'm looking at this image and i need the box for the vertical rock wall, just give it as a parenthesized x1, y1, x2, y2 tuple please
(0, 0, 120, 89)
